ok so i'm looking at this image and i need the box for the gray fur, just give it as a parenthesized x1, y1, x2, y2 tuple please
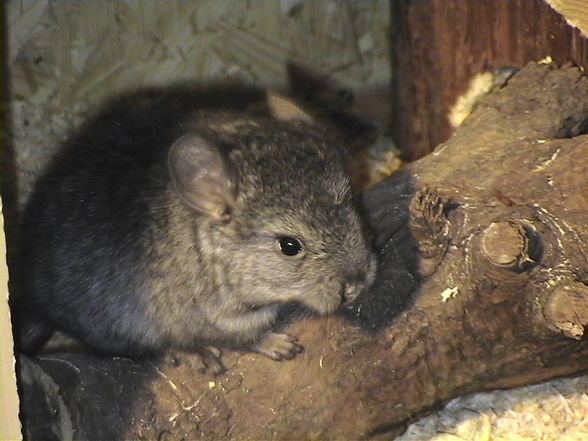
(16, 100, 376, 367)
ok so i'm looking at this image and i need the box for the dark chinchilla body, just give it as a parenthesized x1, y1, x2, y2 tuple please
(16, 94, 376, 371)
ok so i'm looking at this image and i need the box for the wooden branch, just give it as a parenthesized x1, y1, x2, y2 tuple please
(18, 63, 588, 440)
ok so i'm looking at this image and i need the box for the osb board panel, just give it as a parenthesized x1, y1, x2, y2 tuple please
(391, 0, 588, 159)
(547, 0, 588, 37)
(6, 0, 391, 207)
(0, 199, 21, 441)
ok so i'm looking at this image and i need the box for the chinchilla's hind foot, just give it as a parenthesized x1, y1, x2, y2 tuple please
(196, 346, 226, 376)
(252, 332, 304, 361)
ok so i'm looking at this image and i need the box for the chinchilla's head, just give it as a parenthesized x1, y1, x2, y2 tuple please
(167, 93, 377, 315)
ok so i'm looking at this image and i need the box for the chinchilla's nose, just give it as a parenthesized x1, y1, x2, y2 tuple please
(341, 272, 369, 304)
(341, 254, 377, 304)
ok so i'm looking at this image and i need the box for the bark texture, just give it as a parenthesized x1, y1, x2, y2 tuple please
(18, 63, 588, 440)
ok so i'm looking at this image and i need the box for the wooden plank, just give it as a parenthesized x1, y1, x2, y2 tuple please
(391, 0, 588, 159)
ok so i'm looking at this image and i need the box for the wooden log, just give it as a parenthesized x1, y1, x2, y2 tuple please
(18, 62, 588, 440)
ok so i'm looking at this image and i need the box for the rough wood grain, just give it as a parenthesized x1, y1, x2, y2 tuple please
(17, 62, 588, 440)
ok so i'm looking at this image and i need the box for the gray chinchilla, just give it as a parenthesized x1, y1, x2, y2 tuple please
(15, 93, 376, 373)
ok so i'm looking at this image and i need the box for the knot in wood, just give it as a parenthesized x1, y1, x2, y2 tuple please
(481, 221, 534, 270)
(544, 282, 588, 340)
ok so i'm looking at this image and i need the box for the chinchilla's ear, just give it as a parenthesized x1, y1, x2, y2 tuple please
(266, 91, 314, 124)
(168, 134, 236, 221)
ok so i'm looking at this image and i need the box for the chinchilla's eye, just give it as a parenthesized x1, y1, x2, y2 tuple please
(277, 236, 303, 256)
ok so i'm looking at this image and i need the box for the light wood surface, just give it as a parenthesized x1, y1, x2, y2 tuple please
(0, 199, 21, 441)
(547, 0, 588, 37)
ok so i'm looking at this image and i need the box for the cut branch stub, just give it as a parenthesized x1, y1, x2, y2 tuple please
(409, 187, 451, 277)
(480, 221, 539, 271)
(543, 282, 588, 339)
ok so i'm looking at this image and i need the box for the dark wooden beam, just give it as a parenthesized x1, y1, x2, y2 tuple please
(391, 0, 588, 159)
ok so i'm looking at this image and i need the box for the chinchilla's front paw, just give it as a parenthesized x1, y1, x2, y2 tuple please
(252, 332, 304, 361)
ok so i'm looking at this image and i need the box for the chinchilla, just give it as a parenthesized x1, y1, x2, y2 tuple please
(14, 92, 377, 373)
